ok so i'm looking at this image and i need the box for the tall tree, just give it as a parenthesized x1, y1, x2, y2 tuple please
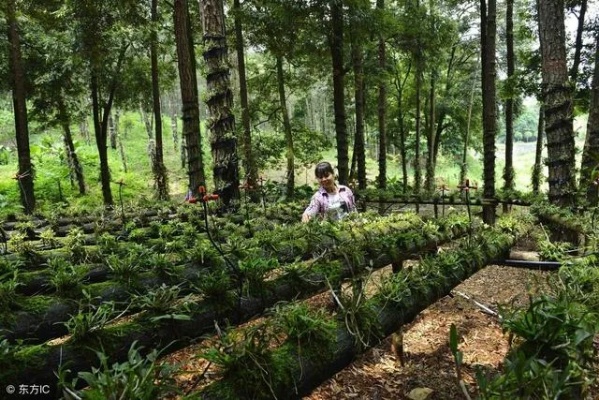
(579, 29, 599, 205)
(531, 103, 544, 194)
(174, 0, 206, 194)
(200, 0, 240, 206)
(233, 0, 258, 200)
(4, 0, 35, 213)
(151, 0, 169, 200)
(350, 32, 367, 190)
(480, 0, 497, 224)
(330, 0, 349, 184)
(503, 0, 515, 202)
(538, 0, 576, 207)
(377, 0, 387, 189)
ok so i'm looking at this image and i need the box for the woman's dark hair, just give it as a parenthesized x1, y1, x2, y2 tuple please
(314, 161, 335, 179)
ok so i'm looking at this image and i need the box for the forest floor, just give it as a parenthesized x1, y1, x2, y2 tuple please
(163, 226, 590, 400)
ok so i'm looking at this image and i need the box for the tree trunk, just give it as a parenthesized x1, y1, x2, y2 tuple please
(6, 0, 35, 214)
(233, 0, 258, 201)
(276, 56, 295, 199)
(480, 0, 497, 224)
(503, 0, 515, 213)
(171, 112, 179, 152)
(351, 38, 366, 191)
(425, 71, 436, 193)
(414, 55, 423, 195)
(570, 0, 587, 83)
(151, 0, 169, 200)
(532, 103, 544, 194)
(200, 0, 240, 207)
(579, 31, 599, 205)
(538, 0, 576, 207)
(460, 57, 479, 186)
(377, 0, 387, 189)
(174, 0, 206, 194)
(330, 0, 348, 185)
(91, 74, 113, 206)
(58, 101, 86, 195)
(108, 114, 117, 149)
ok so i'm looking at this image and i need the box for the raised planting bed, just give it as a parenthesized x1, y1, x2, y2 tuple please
(197, 216, 530, 399)
(0, 213, 472, 396)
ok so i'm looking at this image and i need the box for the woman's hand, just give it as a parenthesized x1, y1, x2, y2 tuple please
(301, 213, 311, 223)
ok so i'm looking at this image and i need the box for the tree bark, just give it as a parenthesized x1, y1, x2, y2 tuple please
(538, 0, 576, 207)
(425, 71, 436, 193)
(276, 56, 295, 198)
(330, 0, 349, 185)
(579, 31, 599, 205)
(233, 0, 258, 201)
(351, 37, 367, 190)
(6, 0, 35, 214)
(174, 0, 206, 194)
(570, 0, 587, 83)
(151, 0, 169, 200)
(480, 0, 497, 224)
(503, 0, 515, 213)
(377, 0, 387, 189)
(58, 101, 86, 195)
(200, 0, 240, 206)
(532, 103, 544, 194)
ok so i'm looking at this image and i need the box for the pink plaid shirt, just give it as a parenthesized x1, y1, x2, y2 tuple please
(303, 185, 356, 220)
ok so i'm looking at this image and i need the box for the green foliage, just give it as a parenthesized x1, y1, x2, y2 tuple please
(48, 257, 82, 297)
(63, 299, 117, 343)
(476, 261, 599, 399)
(132, 284, 192, 324)
(61, 342, 179, 400)
(0, 271, 21, 309)
(538, 240, 573, 261)
(64, 227, 88, 263)
(201, 323, 294, 400)
(273, 302, 336, 356)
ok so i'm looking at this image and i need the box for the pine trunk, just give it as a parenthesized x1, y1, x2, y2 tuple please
(538, 0, 576, 207)
(58, 101, 86, 195)
(377, 0, 387, 189)
(480, 0, 497, 224)
(330, 0, 348, 184)
(174, 0, 205, 193)
(233, 0, 258, 201)
(151, 0, 169, 200)
(503, 0, 515, 213)
(6, 0, 35, 213)
(200, 0, 240, 206)
(276, 56, 295, 199)
(532, 103, 544, 194)
(580, 32, 599, 205)
(351, 38, 367, 190)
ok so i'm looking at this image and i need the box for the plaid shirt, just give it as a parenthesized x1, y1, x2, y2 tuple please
(303, 185, 357, 220)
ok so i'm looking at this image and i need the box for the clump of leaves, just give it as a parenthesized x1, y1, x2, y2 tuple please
(97, 232, 120, 255)
(0, 271, 21, 309)
(194, 267, 233, 308)
(476, 271, 599, 399)
(148, 253, 180, 280)
(60, 341, 179, 399)
(132, 284, 192, 324)
(63, 297, 117, 343)
(238, 257, 278, 298)
(273, 302, 336, 356)
(64, 227, 88, 263)
(39, 227, 59, 248)
(331, 276, 382, 351)
(106, 253, 143, 287)
(47, 257, 81, 297)
(201, 323, 293, 399)
(538, 240, 573, 261)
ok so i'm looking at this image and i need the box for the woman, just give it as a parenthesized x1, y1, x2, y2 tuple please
(302, 161, 356, 222)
